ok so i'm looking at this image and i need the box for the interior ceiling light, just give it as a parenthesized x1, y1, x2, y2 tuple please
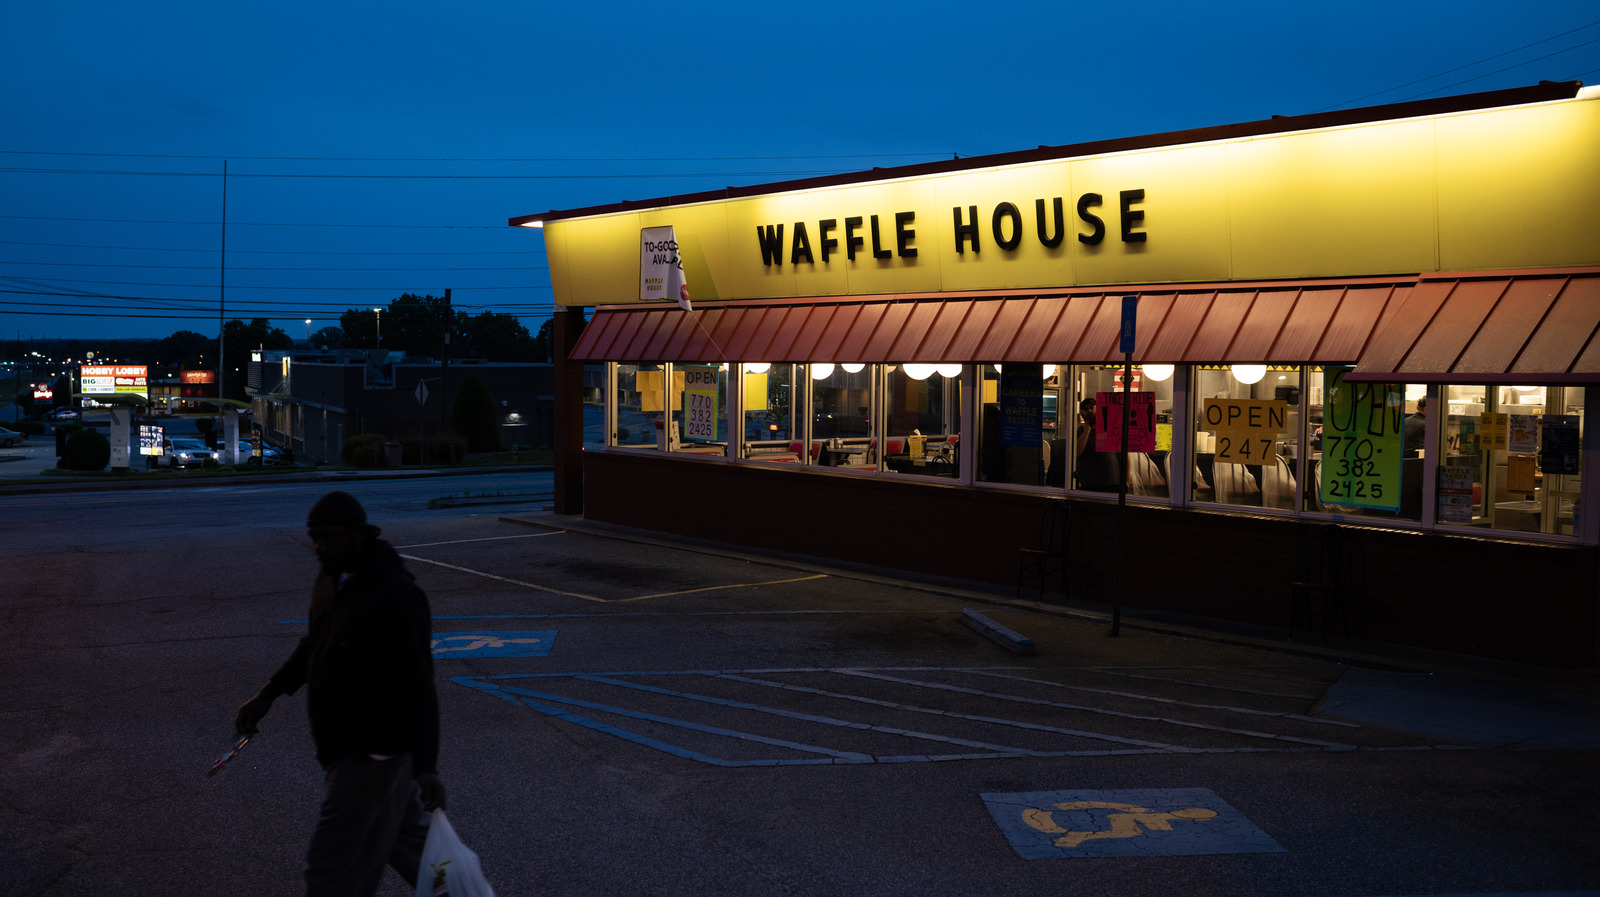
(744, 362, 771, 374)
(1143, 364, 1175, 381)
(903, 363, 937, 380)
(810, 362, 835, 380)
(1231, 364, 1267, 384)
(936, 363, 963, 378)
(841, 362, 865, 373)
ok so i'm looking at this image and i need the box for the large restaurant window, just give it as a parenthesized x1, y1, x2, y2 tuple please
(594, 357, 1588, 543)
(1300, 366, 1423, 522)
(808, 363, 875, 469)
(612, 363, 663, 448)
(670, 363, 728, 456)
(978, 364, 1055, 487)
(1188, 365, 1302, 510)
(1437, 384, 1583, 537)
(883, 363, 960, 478)
(1074, 364, 1177, 498)
(741, 363, 798, 462)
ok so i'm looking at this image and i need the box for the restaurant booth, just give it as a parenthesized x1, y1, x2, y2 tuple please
(514, 82, 1600, 669)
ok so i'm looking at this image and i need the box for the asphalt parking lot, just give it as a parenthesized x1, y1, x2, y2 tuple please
(2, 476, 1598, 896)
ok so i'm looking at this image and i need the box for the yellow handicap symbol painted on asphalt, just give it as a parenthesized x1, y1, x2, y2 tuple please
(1022, 801, 1219, 848)
(983, 788, 1282, 859)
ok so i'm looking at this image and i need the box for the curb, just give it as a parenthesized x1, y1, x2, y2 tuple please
(961, 609, 1038, 655)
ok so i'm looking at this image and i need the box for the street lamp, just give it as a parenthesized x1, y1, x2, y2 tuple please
(374, 308, 383, 348)
(304, 319, 312, 344)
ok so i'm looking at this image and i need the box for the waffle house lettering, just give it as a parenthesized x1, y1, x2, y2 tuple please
(754, 191, 1145, 267)
(756, 212, 918, 266)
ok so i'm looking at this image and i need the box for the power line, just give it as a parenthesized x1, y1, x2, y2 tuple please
(1395, 36, 1600, 101)
(0, 165, 854, 180)
(0, 306, 551, 321)
(1314, 18, 1600, 111)
(0, 259, 548, 272)
(0, 276, 549, 291)
(0, 149, 954, 163)
(0, 215, 515, 229)
(0, 239, 543, 257)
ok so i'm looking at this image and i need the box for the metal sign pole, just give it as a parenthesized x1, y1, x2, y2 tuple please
(1112, 296, 1137, 637)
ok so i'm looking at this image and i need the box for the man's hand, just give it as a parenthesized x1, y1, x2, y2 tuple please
(234, 688, 277, 735)
(416, 773, 447, 812)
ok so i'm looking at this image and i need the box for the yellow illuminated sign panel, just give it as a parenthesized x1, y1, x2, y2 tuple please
(540, 93, 1600, 306)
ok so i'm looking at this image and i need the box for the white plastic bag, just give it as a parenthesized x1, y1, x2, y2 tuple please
(415, 809, 495, 897)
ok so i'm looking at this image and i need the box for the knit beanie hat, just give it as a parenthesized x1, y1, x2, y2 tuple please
(307, 491, 367, 527)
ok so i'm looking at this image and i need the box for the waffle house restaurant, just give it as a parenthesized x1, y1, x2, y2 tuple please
(517, 82, 1600, 669)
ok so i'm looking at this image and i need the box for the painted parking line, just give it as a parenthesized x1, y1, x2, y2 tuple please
(447, 666, 1472, 767)
(399, 553, 829, 604)
(431, 630, 557, 659)
(981, 788, 1284, 859)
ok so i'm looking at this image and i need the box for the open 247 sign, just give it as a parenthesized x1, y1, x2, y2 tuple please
(682, 366, 720, 442)
(1201, 399, 1288, 465)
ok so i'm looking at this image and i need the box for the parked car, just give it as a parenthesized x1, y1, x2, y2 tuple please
(160, 437, 219, 469)
(47, 408, 79, 422)
(0, 426, 27, 447)
(242, 438, 290, 466)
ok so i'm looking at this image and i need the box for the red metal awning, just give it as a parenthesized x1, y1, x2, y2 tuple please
(1345, 268, 1600, 384)
(567, 277, 1413, 366)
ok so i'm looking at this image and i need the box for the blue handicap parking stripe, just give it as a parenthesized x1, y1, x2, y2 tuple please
(981, 787, 1284, 860)
(431, 630, 556, 659)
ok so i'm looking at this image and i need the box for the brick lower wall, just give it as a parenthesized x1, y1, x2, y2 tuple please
(582, 450, 1599, 669)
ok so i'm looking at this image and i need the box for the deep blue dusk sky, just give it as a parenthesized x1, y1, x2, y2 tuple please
(3, 2, 1598, 343)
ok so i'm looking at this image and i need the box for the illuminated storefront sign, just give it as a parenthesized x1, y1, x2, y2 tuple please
(534, 91, 1600, 306)
(81, 365, 149, 399)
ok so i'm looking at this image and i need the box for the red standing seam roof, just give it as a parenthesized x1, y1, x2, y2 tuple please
(1347, 269, 1600, 383)
(809, 303, 859, 360)
(565, 272, 1600, 383)
(917, 300, 971, 361)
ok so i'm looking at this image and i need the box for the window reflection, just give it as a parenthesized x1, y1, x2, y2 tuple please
(977, 364, 1052, 486)
(1192, 365, 1300, 510)
(883, 364, 960, 478)
(741, 363, 798, 462)
(1438, 384, 1583, 535)
(612, 362, 664, 448)
(808, 363, 875, 470)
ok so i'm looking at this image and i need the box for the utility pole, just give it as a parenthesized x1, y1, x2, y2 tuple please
(218, 159, 228, 405)
(441, 289, 451, 438)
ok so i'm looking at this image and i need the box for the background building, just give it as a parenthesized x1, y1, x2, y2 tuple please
(249, 349, 552, 465)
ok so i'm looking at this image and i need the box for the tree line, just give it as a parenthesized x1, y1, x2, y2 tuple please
(7, 294, 569, 404)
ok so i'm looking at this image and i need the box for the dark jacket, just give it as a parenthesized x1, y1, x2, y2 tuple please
(269, 538, 439, 774)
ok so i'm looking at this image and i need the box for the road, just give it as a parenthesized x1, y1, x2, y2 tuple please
(2, 475, 1598, 896)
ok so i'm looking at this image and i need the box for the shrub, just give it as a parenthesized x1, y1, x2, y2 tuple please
(452, 374, 500, 453)
(341, 433, 388, 468)
(61, 428, 111, 471)
(398, 430, 422, 465)
(427, 434, 468, 465)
